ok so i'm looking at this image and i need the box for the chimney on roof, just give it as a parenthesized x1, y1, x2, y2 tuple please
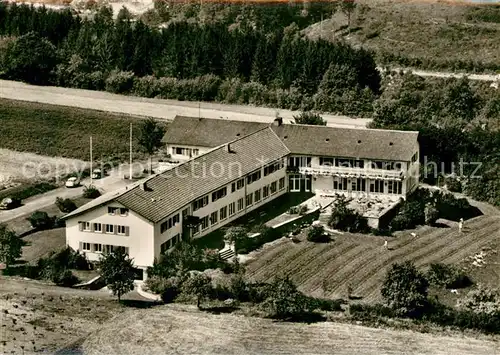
(273, 117, 283, 126)
(140, 182, 147, 191)
(226, 143, 234, 153)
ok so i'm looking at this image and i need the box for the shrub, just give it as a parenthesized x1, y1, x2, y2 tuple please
(445, 176, 462, 192)
(53, 269, 79, 287)
(83, 185, 101, 199)
(457, 285, 500, 315)
(381, 261, 429, 317)
(307, 225, 329, 243)
(144, 275, 181, 303)
(105, 69, 135, 94)
(329, 195, 369, 233)
(309, 297, 343, 312)
(426, 263, 472, 289)
(27, 211, 55, 230)
(262, 276, 313, 319)
(55, 197, 77, 213)
(424, 203, 439, 225)
(292, 111, 326, 125)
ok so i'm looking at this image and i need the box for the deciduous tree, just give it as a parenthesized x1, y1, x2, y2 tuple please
(138, 118, 166, 174)
(381, 261, 429, 317)
(0, 224, 22, 267)
(97, 247, 135, 302)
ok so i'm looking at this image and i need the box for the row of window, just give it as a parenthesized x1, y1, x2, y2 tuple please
(331, 178, 402, 195)
(264, 160, 284, 176)
(78, 222, 129, 235)
(160, 213, 180, 234)
(193, 177, 286, 235)
(172, 147, 200, 157)
(160, 234, 182, 254)
(107, 207, 129, 216)
(81, 242, 128, 254)
(193, 163, 285, 212)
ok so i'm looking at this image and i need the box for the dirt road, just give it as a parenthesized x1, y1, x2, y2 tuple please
(0, 80, 371, 129)
(378, 67, 500, 82)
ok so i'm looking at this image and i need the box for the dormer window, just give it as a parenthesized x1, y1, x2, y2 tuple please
(108, 207, 118, 215)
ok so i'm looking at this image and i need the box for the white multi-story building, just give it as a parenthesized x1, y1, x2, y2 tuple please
(64, 116, 419, 279)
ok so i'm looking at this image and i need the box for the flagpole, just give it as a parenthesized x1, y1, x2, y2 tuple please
(90, 136, 93, 185)
(129, 122, 133, 180)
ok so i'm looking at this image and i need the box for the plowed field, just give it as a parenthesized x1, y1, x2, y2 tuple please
(246, 208, 500, 302)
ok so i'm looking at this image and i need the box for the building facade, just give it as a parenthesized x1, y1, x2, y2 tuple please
(64, 116, 419, 279)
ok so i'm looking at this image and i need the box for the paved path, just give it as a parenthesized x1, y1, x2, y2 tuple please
(0, 162, 143, 223)
(0, 80, 371, 128)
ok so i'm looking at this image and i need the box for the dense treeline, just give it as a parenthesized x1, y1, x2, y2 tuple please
(0, 2, 379, 116)
(371, 73, 500, 206)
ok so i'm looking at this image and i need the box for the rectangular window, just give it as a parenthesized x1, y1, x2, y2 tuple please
(370, 180, 385, 193)
(236, 178, 244, 190)
(108, 207, 118, 215)
(201, 216, 209, 230)
(161, 240, 171, 254)
(336, 158, 364, 169)
(105, 224, 114, 234)
(94, 243, 102, 253)
(246, 193, 253, 207)
(352, 178, 367, 192)
(210, 211, 218, 225)
(237, 198, 244, 211)
(160, 214, 180, 234)
(192, 195, 209, 211)
(246, 170, 261, 185)
(83, 222, 91, 231)
(264, 160, 284, 176)
(231, 182, 236, 193)
(212, 187, 227, 202)
(270, 181, 277, 194)
(220, 206, 227, 220)
(182, 208, 189, 219)
(333, 178, 348, 191)
(279, 177, 285, 190)
(193, 149, 199, 156)
(119, 208, 129, 216)
(263, 185, 269, 198)
(288, 157, 311, 168)
(319, 157, 334, 166)
(254, 189, 261, 203)
(82, 242, 91, 252)
(104, 245, 114, 254)
(117, 225, 127, 235)
(93, 223, 102, 232)
(229, 202, 236, 216)
(387, 181, 402, 195)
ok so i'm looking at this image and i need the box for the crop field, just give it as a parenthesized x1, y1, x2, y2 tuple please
(0, 99, 144, 162)
(245, 211, 500, 303)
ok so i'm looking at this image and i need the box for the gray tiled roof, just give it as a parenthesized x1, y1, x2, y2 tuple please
(115, 127, 289, 223)
(164, 116, 419, 162)
(162, 116, 268, 147)
(271, 124, 418, 162)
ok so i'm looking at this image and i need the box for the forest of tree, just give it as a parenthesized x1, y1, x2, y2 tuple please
(0, 2, 379, 117)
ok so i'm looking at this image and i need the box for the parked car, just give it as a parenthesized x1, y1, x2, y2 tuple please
(91, 168, 104, 179)
(0, 197, 21, 210)
(65, 177, 80, 188)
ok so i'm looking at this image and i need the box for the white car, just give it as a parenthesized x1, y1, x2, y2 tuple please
(65, 177, 80, 188)
(91, 168, 104, 179)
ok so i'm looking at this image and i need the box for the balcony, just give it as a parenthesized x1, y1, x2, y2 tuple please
(297, 166, 404, 180)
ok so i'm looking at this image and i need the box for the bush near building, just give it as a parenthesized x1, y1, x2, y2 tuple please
(328, 195, 369, 233)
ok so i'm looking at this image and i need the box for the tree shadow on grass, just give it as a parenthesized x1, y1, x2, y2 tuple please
(202, 305, 240, 314)
(120, 299, 159, 309)
(272, 312, 327, 324)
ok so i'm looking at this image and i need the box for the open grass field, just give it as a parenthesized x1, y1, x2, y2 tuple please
(82, 303, 500, 355)
(305, 0, 500, 71)
(245, 206, 500, 303)
(0, 98, 145, 162)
